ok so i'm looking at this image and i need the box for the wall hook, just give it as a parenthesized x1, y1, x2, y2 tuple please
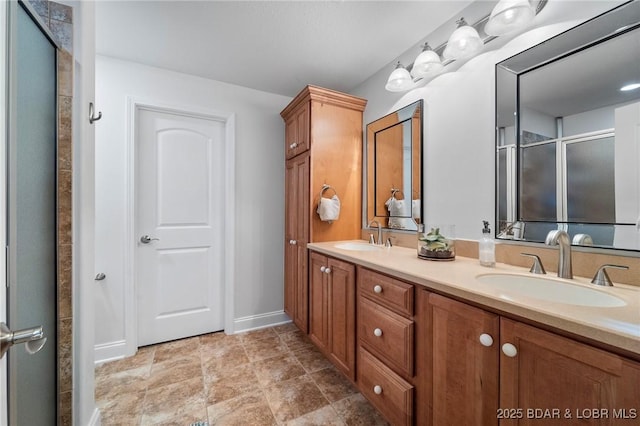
(89, 102, 102, 124)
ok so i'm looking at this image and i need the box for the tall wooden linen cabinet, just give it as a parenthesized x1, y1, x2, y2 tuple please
(281, 86, 367, 332)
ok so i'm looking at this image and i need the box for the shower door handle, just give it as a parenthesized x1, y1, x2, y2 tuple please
(1, 322, 47, 359)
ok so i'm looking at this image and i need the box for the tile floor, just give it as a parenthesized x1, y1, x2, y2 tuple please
(95, 323, 389, 425)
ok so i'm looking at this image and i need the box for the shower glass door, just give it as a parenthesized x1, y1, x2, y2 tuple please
(7, 2, 58, 424)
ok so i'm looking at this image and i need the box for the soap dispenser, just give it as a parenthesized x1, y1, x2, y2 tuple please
(479, 221, 495, 267)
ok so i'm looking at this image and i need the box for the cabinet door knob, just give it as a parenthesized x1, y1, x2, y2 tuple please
(373, 285, 383, 294)
(292, 240, 297, 245)
(373, 385, 383, 395)
(502, 343, 518, 357)
(479, 333, 494, 347)
(289, 142, 298, 149)
(373, 328, 383, 337)
(325, 268, 331, 274)
(320, 266, 326, 272)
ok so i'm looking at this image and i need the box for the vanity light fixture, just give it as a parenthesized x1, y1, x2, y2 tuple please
(384, 1, 548, 92)
(443, 17, 484, 60)
(485, 0, 535, 36)
(385, 62, 414, 92)
(620, 82, 640, 91)
(411, 43, 444, 79)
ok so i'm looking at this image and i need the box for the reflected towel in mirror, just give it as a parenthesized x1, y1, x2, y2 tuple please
(386, 197, 412, 229)
(317, 195, 341, 223)
(412, 199, 421, 218)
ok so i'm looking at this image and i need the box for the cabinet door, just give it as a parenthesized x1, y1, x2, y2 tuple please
(309, 252, 328, 350)
(327, 257, 356, 380)
(500, 318, 640, 425)
(284, 155, 309, 332)
(430, 293, 500, 426)
(285, 102, 309, 159)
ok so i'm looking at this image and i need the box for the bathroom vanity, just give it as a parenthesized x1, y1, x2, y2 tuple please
(306, 242, 640, 426)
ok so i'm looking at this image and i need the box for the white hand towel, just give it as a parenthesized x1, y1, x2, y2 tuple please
(317, 195, 341, 222)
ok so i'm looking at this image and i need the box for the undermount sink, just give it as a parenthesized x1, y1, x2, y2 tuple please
(334, 242, 384, 252)
(475, 273, 626, 308)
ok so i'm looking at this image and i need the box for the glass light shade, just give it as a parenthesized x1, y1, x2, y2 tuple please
(443, 20, 483, 60)
(385, 63, 414, 92)
(485, 0, 535, 36)
(411, 48, 444, 79)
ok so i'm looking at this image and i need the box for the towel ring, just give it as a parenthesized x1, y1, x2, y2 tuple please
(320, 184, 337, 198)
(391, 188, 404, 199)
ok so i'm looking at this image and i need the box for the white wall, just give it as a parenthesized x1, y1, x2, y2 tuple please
(94, 56, 291, 361)
(352, 0, 623, 241)
(68, 1, 100, 423)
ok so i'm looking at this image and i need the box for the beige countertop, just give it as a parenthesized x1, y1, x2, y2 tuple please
(308, 240, 640, 357)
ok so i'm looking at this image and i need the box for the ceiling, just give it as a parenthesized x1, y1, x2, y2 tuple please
(95, 0, 475, 98)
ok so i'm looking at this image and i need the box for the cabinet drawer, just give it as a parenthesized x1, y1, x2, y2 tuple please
(359, 348, 414, 426)
(358, 267, 414, 316)
(359, 296, 414, 377)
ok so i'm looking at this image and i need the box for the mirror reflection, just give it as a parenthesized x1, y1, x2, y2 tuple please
(496, 0, 640, 251)
(367, 100, 423, 231)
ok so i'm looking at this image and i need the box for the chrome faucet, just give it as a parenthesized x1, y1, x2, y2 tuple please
(368, 220, 382, 245)
(545, 230, 573, 279)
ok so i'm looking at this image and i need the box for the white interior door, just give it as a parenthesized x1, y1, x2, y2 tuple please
(136, 107, 225, 347)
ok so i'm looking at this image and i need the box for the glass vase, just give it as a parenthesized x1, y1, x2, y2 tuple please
(417, 224, 456, 261)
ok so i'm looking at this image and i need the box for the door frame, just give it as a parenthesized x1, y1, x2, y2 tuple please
(123, 98, 236, 356)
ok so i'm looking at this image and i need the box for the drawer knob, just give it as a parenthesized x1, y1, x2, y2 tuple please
(373, 328, 383, 337)
(502, 343, 518, 357)
(479, 333, 494, 347)
(320, 266, 326, 272)
(325, 268, 331, 274)
(373, 385, 383, 395)
(289, 142, 298, 149)
(373, 285, 383, 294)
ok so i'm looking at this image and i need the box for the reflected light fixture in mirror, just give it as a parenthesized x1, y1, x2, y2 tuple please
(385, 61, 414, 92)
(443, 17, 484, 60)
(411, 43, 444, 79)
(484, 0, 535, 36)
(621, 82, 640, 91)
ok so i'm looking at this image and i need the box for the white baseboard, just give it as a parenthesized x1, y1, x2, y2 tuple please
(87, 407, 101, 426)
(232, 310, 291, 334)
(94, 340, 127, 365)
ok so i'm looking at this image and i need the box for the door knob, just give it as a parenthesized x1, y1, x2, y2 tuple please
(1, 322, 47, 359)
(140, 235, 159, 244)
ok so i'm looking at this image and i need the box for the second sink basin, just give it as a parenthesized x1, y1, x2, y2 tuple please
(476, 273, 626, 308)
(334, 242, 384, 252)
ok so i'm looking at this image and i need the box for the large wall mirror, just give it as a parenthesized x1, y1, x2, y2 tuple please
(366, 100, 423, 231)
(496, 0, 640, 251)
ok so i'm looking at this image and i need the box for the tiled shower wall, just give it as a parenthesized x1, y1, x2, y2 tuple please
(27, 1, 74, 424)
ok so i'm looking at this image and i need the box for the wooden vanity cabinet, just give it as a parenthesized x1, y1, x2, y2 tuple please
(357, 267, 416, 426)
(309, 251, 356, 380)
(282, 86, 366, 333)
(500, 318, 640, 425)
(428, 293, 500, 426)
(427, 291, 640, 426)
